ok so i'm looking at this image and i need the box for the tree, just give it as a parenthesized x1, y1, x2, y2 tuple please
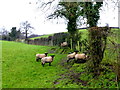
(88, 26, 110, 76)
(47, 1, 113, 76)
(80, 2, 103, 27)
(0, 27, 10, 40)
(79, 1, 114, 77)
(19, 21, 34, 40)
(47, 2, 82, 50)
(9, 27, 21, 41)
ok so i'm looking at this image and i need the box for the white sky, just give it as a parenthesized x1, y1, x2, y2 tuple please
(0, 0, 119, 35)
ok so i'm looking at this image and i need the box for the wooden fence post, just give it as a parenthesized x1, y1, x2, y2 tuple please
(77, 41, 80, 51)
(70, 38, 72, 50)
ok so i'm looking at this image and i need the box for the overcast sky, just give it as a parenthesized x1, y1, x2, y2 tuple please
(0, 0, 118, 35)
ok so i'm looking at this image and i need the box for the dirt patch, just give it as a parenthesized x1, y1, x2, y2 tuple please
(59, 57, 73, 69)
(69, 71, 87, 85)
(62, 71, 87, 86)
(53, 57, 88, 86)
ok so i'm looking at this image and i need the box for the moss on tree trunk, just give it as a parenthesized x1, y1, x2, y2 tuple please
(88, 27, 110, 76)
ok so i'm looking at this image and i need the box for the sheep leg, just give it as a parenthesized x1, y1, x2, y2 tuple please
(36, 58, 41, 62)
(67, 59, 70, 63)
(42, 63, 44, 67)
(36, 58, 39, 62)
(49, 62, 51, 66)
(67, 57, 75, 63)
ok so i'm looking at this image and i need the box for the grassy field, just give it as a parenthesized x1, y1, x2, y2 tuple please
(2, 41, 66, 88)
(1, 28, 119, 88)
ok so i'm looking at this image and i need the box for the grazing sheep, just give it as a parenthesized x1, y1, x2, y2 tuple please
(36, 52, 48, 62)
(67, 50, 78, 63)
(61, 42, 68, 47)
(74, 52, 88, 63)
(41, 55, 55, 67)
(75, 53, 87, 60)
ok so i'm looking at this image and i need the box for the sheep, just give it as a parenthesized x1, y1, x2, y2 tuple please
(41, 55, 55, 67)
(61, 42, 68, 47)
(67, 50, 78, 63)
(75, 52, 88, 63)
(36, 52, 48, 62)
(75, 53, 87, 60)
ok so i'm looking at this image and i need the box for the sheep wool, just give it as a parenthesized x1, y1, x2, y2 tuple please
(67, 52, 76, 59)
(75, 53, 87, 60)
(61, 42, 68, 47)
(67, 51, 78, 63)
(41, 55, 55, 67)
(36, 53, 48, 62)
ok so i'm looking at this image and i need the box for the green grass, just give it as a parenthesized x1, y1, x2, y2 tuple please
(30, 34, 53, 40)
(2, 40, 66, 88)
(79, 29, 88, 41)
(54, 62, 118, 88)
(102, 28, 120, 64)
(109, 29, 120, 44)
(79, 28, 120, 43)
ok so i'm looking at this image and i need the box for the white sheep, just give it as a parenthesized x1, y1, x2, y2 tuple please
(75, 52, 88, 61)
(61, 42, 68, 47)
(36, 52, 48, 62)
(67, 51, 78, 63)
(41, 55, 55, 67)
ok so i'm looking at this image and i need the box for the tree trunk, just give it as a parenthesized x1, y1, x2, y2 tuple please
(25, 30, 28, 40)
(88, 27, 110, 76)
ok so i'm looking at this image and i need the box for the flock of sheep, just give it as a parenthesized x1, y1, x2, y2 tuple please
(35, 42, 88, 67)
(36, 53, 55, 67)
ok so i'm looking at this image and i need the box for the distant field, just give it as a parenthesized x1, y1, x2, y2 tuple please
(30, 34, 54, 40)
(79, 28, 120, 44)
(29, 29, 87, 40)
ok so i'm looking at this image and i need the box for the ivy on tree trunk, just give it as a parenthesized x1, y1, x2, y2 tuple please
(88, 27, 110, 76)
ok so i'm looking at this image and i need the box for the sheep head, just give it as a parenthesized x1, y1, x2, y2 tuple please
(74, 50, 79, 54)
(44, 52, 48, 56)
(50, 55, 55, 58)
